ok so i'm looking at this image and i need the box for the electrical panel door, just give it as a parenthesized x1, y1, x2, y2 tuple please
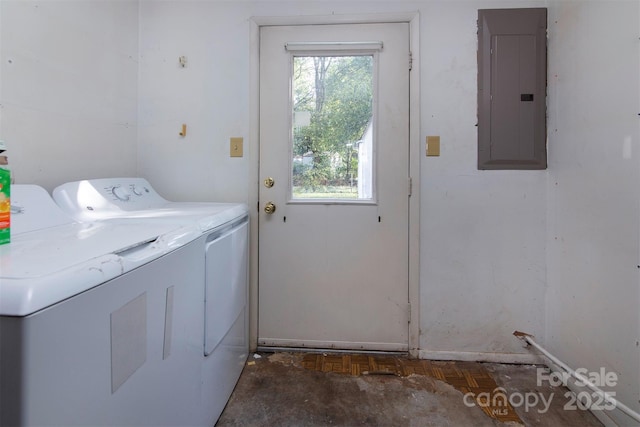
(478, 8, 547, 170)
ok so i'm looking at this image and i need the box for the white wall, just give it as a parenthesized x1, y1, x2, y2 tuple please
(546, 1, 640, 423)
(419, 1, 547, 359)
(138, 1, 254, 202)
(0, 0, 138, 192)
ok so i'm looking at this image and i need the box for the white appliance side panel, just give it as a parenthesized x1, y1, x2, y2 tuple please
(204, 220, 248, 356)
(0, 240, 212, 427)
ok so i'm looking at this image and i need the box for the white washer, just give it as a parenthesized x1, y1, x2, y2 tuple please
(0, 185, 207, 426)
(53, 177, 250, 425)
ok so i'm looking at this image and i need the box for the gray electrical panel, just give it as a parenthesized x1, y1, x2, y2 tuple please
(478, 8, 547, 170)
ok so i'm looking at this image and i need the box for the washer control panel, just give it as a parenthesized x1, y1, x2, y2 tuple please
(53, 178, 169, 220)
(108, 182, 153, 203)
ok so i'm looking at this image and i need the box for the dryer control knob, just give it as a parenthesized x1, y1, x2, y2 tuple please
(112, 186, 131, 201)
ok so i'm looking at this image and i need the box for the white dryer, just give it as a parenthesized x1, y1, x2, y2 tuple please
(0, 185, 207, 426)
(53, 178, 250, 424)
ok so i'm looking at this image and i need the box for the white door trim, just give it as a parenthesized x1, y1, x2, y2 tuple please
(249, 12, 420, 357)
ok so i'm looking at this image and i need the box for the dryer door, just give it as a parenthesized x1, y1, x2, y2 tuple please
(204, 219, 248, 356)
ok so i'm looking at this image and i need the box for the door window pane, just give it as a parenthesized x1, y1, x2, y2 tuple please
(291, 55, 374, 200)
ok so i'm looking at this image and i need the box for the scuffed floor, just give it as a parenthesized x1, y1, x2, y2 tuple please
(216, 352, 603, 427)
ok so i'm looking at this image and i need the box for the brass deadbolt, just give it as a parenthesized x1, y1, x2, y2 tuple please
(264, 177, 275, 188)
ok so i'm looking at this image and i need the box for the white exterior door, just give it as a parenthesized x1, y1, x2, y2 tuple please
(258, 23, 410, 351)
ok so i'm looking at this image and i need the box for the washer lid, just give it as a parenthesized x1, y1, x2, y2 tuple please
(0, 220, 199, 316)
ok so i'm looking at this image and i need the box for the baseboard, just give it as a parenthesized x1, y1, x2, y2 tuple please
(418, 349, 544, 365)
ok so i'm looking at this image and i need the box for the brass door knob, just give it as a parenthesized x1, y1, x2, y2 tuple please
(264, 202, 276, 214)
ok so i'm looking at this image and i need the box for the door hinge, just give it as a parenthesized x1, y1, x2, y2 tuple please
(408, 177, 412, 197)
(409, 51, 413, 71)
(407, 303, 412, 323)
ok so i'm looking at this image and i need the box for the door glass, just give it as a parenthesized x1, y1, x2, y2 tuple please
(291, 55, 374, 201)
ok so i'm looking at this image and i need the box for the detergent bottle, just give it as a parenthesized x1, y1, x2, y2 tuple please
(0, 140, 10, 245)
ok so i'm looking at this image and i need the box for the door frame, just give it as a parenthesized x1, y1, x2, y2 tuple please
(249, 12, 421, 357)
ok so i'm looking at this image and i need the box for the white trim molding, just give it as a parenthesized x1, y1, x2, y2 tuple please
(419, 350, 545, 365)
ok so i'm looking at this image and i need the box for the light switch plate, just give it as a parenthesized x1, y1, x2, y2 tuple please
(426, 136, 440, 157)
(230, 137, 243, 157)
